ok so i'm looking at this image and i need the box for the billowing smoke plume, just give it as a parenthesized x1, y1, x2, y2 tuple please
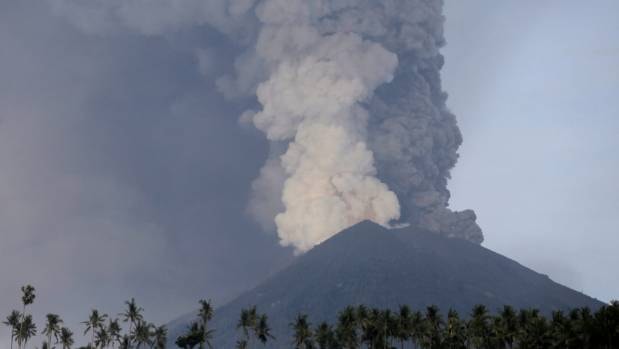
(51, 0, 483, 253)
(246, 0, 483, 252)
(244, 2, 405, 252)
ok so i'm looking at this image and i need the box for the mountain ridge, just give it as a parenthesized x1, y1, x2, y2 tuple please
(168, 220, 603, 348)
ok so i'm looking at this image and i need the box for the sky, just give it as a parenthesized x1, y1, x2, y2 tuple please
(0, 0, 618, 348)
(443, 0, 619, 302)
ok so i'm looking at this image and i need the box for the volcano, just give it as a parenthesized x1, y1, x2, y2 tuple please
(168, 221, 603, 347)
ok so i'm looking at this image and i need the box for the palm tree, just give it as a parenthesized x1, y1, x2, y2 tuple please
(444, 309, 466, 349)
(236, 307, 257, 347)
(578, 307, 595, 349)
(20, 286, 36, 310)
(421, 305, 444, 349)
(247, 307, 258, 346)
(517, 309, 547, 349)
(19, 285, 36, 349)
(255, 314, 273, 346)
(523, 313, 551, 348)
(593, 301, 619, 349)
(15, 314, 36, 349)
(131, 321, 152, 349)
(355, 305, 370, 347)
(107, 319, 122, 349)
(549, 310, 571, 349)
(196, 323, 213, 349)
(495, 305, 518, 349)
(176, 322, 203, 349)
(234, 340, 248, 349)
(291, 314, 313, 349)
(314, 322, 337, 349)
(3, 310, 21, 349)
(198, 300, 213, 326)
(396, 305, 412, 349)
(152, 325, 167, 349)
(410, 310, 424, 348)
(42, 314, 63, 348)
(59, 328, 74, 349)
(379, 309, 395, 349)
(118, 335, 131, 349)
(357, 306, 375, 348)
(120, 298, 143, 336)
(566, 307, 585, 348)
(335, 306, 358, 349)
(94, 327, 110, 349)
(83, 310, 107, 348)
(197, 300, 214, 348)
(237, 309, 251, 340)
(467, 304, 493, 349)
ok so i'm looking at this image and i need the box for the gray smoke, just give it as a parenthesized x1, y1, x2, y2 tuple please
(51, 0, 483, 252)
(244, 0, 484, 249)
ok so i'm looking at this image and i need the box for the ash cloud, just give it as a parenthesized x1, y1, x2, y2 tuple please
(246, 0, 484, 250)
(45, 0, 482, 253)
(0, 2, 291, 347)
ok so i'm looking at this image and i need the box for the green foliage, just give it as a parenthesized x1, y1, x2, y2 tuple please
(291, 314, 312, 349)
(4, 284, 618, 349)
(3, 310, 22, 349)
(42, 313, 63, 347)
(152, 325, 168, 349)
(21, 286, 36, 308)
(131, 321, 153, 349)
(313, 322, 336, 349)
(235, 306, 273, 348)
(15, 314, 37, 349)
(59, 327, 74, 349)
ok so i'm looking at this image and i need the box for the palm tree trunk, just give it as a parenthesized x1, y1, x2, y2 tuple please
(19, 304, 26, 349)
(384, 326, 387, 349)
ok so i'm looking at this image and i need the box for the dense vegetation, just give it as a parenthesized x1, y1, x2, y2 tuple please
(4, 285, 618, 349)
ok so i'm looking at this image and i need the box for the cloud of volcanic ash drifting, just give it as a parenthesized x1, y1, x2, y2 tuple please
(245, 0, 483, 252)
(51, 0, 483, 253)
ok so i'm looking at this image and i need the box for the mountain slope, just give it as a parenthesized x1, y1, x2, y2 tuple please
(169, 220, 603, 347)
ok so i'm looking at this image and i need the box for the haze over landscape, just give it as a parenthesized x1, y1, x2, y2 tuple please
(0, 0, 618, 348)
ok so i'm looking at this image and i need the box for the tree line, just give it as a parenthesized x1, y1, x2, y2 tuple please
(274, 303, 619, 349)
(4, 285, 619, 349)
(2, 285, 166, 349)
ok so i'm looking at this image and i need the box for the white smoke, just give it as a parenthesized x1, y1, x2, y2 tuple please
(246, 10, 401, 251)
(50, 0, 484, 253)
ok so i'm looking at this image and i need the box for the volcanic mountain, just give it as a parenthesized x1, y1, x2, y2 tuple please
(168, 220, 603, 347)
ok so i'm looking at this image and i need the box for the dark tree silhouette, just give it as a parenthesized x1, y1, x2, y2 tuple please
(59, 327, 74, 349)
(3, 310, 21, 349)
(42, 313, 63, 348)
(82, 310, 107, 348)
(314, 322, 337, 349)
(291, 314, 313, 349)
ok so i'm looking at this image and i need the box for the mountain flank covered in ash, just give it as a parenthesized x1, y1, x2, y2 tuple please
(168, 221, 603, 348)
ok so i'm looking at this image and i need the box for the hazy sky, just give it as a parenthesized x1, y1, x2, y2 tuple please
(0, 1, 617, 348)
(443, 0, 619, 302)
